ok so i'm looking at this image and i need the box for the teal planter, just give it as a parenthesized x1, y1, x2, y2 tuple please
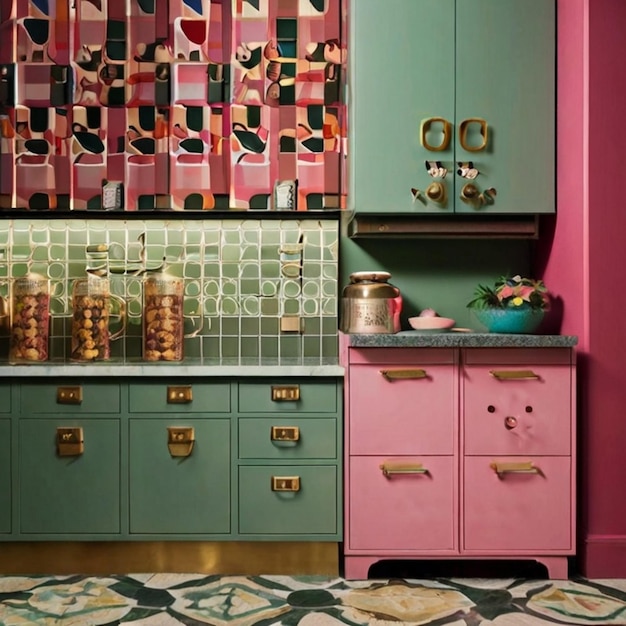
(473, 307, 545, 334)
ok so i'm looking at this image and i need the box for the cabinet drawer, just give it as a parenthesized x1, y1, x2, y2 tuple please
(238, 381, 337, 414)
(129, 418, 230, 534)
(19, 418, 120, 534)
(20, 382, 121, 414)
(0, 419, 10, 534)
(238, 465, 337, 535)
(129, 382, 230, 414)
(463, 456, 572, 552)
(239, 418, 337, 460)
(348, 456, 457, 552)
(0, 383, 11, 413)
(463, 364, 572, 456)
(349, 363, 456, 455)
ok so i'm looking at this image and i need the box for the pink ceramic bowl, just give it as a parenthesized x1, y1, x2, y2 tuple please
(408, 316, 456, 331)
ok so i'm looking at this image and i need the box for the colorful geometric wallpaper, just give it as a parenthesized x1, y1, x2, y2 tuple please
(0, 0, 346, 211)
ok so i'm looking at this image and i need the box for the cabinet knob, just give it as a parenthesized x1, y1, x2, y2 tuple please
(56, 427, 84, 456)
(504, 416, 518, 430)
(426, 182, 446, 204)
(167, 427, 195, 457)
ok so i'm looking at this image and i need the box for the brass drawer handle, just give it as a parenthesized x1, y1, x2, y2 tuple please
(490, 370, 540, 380)
(167, 427, 195, 457)
(56, 427, 84, 456)
(380, 369, 427, 381)
(271, 426, 300, 442)
(57, 387, 83, 405)
(459, 117, 488, 152)
(490, 461, 544, 477)
(420, 117, 452, 152)
(380, 462, 429, 477)
(271, 385, 300, 402)
(271, 476, 300, 492)
(167, 386, 193, 404)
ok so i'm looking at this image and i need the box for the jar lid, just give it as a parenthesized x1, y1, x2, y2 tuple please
(349, 271, 392, 283)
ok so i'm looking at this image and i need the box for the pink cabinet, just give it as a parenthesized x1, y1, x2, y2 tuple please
(341, 339, 576, 580)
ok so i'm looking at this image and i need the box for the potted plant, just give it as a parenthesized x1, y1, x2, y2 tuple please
(467, 275, 550, 333)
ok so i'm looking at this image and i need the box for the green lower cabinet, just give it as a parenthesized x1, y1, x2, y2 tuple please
(129, 419, 230, 535)
(238, 465, 338, 536)
(19, 419, 121, 535)
(0, 419, 10, 534)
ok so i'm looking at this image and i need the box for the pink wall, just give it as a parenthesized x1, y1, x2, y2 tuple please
(541, 0, 626, 577)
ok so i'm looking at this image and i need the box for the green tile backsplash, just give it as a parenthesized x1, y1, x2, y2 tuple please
(0, 218, 339, 363)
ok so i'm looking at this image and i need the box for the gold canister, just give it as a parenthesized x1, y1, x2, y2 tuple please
(143, 272, 184, 362)
(71, 276, 125, 362)
(9, 274, 50, 363)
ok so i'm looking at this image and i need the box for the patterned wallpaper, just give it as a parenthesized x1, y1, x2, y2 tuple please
(0, 217, 340, 362)
(0, 0, 347, 211)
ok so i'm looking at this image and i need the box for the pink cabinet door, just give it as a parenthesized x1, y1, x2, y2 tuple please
(463, 364, 572, 456)
(349, 364, 456, 455)
(463, 456, 572, 552)
(347, 455, 457, 553)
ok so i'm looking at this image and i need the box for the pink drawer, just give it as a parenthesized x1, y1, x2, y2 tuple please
(463, 364, 572, 456)
(349, 363, 456, 455)
(347, 455, 457, 552)
(463, 456, 573, 553)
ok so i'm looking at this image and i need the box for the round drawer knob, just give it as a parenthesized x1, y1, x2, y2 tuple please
(504, 416, 518, 430)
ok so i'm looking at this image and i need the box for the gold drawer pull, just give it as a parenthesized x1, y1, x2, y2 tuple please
(380, 462, 429, 477)
(271, 476, 300, 492)
(167, 427, 195, 457)
(57, 387, 83, 405)
(459, 117, 488, 152)
(167, 386, 193, 404)
(56, 427, 84, 457)
(490, 370, 540, 380)
(420, 117, 452, 152)
(490, 461, 543, 477)
(271, 426, 300, 442)
(380, 369, 427, 381)
(271, 385, 300, 402)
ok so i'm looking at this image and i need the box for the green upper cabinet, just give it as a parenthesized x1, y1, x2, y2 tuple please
(348, 0, 555, 214)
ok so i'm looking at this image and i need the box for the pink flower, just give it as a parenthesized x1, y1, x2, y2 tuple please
(497, 286, 515, 300)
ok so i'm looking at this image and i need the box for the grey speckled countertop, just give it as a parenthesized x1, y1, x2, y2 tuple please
(347, 331, 578, 348)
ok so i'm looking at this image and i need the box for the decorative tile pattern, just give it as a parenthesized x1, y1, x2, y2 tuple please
(0, 217, 339, 361)
(0, 0, 347, 210)
(0, 575, 625, 625)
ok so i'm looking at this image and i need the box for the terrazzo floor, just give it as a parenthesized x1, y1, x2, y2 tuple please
(0, 573, 625, 625)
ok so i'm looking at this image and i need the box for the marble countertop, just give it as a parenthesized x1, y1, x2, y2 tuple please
(346, 331, 578, 348)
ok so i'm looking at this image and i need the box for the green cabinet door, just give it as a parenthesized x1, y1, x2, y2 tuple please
(455, 0, 555, 213)
(0, 419, 10, 534)
(349, 0, 455, 214)
(129, 418, 230, 534)
(349, 0, 554, 214)
(19, 419, 120, 535)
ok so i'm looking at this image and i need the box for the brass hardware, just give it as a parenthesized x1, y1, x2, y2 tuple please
(460, 183, 480, 201)
(490, 370, 540, 380)
(504, 416, 518, 430)
(56, 386, 83, 405)
(167, 386, 193, 404)
(380, 462, 429, 477)
(56, 427, 84, 456)
(426, 181, 446, 204)
(271, 426, 300, 442)
(459, 117, 488, 152)
(167, 426, 195, 457)
(271, 385, 300, 402)
(380, 369, 427, 381)
(490, 461, 544, 477)
(420, 117, 452, 151)
(271, 476, 301, 492)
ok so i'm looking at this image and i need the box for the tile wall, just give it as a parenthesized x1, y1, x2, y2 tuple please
(0, 0, 346, 211)
(0, 217, 340, 362)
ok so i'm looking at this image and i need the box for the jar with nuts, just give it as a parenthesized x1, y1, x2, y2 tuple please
(143, 272, 184, 362)
(9, 274, 50, 363)
(71, 277, 126, 362)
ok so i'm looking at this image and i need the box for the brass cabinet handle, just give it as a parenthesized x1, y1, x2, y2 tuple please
(167, 426, 195, 457)
(271, 385, 300, 401)
(271, 426, 300, 442)
(420, 117, 452, 152)
(380, 369, 427, 381)
(167, 386, 193, 404)
(380, 462, 429, 477)
(57, 387, 83, 405)
(490, 461, 543, 477)
(490, 370, 540, 380)
(459, 117, 488, 152)
(271, 476, 300, 492)
(56, 427, 84, 456)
